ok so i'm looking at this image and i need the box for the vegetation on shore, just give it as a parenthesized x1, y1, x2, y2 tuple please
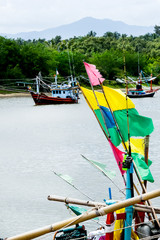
(0, 25, 160, 87)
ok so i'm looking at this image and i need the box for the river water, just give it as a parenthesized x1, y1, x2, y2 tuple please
(0, 92, 160, 239)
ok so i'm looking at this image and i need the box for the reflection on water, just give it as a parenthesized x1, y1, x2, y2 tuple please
(0, 93, 160, 238)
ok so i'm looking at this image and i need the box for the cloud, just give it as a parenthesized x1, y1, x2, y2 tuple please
(0, 0, 160, 34)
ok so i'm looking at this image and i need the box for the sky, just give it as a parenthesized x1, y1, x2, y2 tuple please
(0, 0, 160, 34)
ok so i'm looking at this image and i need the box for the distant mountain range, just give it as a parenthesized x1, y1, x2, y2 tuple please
(1, 17, 154, 40)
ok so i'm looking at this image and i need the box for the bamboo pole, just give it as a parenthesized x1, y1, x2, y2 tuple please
(48, 195, 107, 207)
(48, 195, 160, 214)
(7, 189, 160, 240)
(144, 135, 149, 189)
(133, 161, 160, 227)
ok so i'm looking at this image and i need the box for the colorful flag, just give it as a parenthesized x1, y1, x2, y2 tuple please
(100, 106, 115, 128)
(81, 86, 154, 147)
(83, 62, 105, 86)
(108, 139, 126, 176)
(131, 153, 154, 182)
(124, 138, 145, 156)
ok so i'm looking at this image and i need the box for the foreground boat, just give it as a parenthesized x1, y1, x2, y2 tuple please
(3, 64, 160, 240)
(28, 73, 79, 105)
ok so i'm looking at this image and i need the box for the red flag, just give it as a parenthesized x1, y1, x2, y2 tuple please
(108, 139, 126, 176)
(84, 62, 105, 86)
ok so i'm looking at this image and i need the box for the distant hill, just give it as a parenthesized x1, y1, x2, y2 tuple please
(1, 17, 154, 40)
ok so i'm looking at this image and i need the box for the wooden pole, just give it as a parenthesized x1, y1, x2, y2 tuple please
(144, 135, 149, 189)
(48, 195, 107, 207)
(77, 83, 109, 140)
(48, 195, 160, 214)
(133, 161, 160, 227)
(7, 189, 160, 240)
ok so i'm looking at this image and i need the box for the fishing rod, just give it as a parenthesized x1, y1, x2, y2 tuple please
(123, 53, 160, 227)
(123, 51, 134, 201)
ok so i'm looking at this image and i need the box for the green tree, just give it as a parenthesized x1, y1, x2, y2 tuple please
(154, 25, 160, 36)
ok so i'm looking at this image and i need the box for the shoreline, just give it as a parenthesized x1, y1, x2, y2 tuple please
(0, 86, 159, 98)
(0, 92, 31, 98)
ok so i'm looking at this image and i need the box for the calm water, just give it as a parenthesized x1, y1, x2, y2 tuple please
(0, 93, 160, 239)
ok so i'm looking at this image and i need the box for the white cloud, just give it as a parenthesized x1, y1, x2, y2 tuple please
(0, 0, 160, 34)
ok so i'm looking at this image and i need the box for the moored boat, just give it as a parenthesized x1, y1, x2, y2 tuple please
(127, 84, 156, 98)
(28, 73, 79, 105)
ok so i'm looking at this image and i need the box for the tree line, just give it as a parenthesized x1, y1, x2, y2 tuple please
(0, 25, 160, 85)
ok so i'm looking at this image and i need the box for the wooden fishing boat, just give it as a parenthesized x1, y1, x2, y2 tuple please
(28, 73, 79, 105)
(127, 84, 156, 98)
(116, 68, 160, 98)
(29, 89, 79, 105)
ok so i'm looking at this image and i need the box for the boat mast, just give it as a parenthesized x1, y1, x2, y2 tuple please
(36, 76, 40, 93)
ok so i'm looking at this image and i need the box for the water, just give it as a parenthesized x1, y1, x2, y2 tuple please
(0, 93, 160, 239)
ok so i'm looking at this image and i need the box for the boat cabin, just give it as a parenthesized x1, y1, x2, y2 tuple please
(51, 88, 78, 99)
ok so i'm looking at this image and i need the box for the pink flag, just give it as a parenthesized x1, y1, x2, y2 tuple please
(84, 62, 105, 86)
(108, 139, 126, 176)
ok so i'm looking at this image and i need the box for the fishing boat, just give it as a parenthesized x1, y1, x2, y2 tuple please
(3, 64, 160, 240)
(127, 83, 157, 98)
(116, 60, 160, 98)
(28, 73, 79, 105)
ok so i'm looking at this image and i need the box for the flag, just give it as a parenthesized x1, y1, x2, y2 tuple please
(87, 158, 116, 179)
(83, 62, 105, 86)
(81, 86, 154, 147)
(67, 205, 87, 215)
(81, 155, 116, 179)
(108, 139, 126, 176)
(57, 174, 73, 184)
(131, 153, 154, 182)
(124, 138, 145, 156)
(67, 205, 99, 220)
(100, 106, 115, 128)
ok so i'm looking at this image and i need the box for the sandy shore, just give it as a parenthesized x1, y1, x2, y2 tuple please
(0, 92, 31, 98)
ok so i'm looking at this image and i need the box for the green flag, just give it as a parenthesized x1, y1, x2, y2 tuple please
(132, 152, 154, 183)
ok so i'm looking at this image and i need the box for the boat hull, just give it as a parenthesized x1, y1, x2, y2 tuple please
(127, 91, 155, 98)
(30, 92, 78, 105)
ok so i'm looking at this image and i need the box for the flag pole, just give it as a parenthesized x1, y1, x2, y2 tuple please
(81, 154, 125, 196)
(77, 82, 110, 141)
(99, 82, 129, 153)
(52, 170, 94, 201)
(78, 82, 126, 185)
(123, 51, 135, 239)
(89, 83, 111, 138)
(99, 82, 134, 240)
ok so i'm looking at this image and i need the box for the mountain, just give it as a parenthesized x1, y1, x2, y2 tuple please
(1, 17, 154, 40)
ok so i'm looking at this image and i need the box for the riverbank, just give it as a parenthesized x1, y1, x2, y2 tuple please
(0, 92, 30, 98)
(0, 86, 159, 98)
